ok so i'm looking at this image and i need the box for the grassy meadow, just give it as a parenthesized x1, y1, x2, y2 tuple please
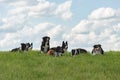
(0, 51, 119, 80)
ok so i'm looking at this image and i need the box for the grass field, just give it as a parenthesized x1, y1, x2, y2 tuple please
(0, 51, 119, 80)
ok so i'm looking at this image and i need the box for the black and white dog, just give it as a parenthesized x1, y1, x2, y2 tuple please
(21, 43, 33, 52)
(62, 41, 68, 53)
(48, 41, 68, 57)
(92, 44, 104, 55)
(40, 36, 50, 53)
(71, 48, 87, 56)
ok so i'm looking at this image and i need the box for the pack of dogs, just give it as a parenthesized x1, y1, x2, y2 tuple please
(11, 36, 104, 56)
(40, 36, 68, 57)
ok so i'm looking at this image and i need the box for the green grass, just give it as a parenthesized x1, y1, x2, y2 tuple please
(0, 51, 119, 80)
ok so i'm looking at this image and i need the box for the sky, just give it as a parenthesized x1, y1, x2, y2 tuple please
(0, 0, 120, 51)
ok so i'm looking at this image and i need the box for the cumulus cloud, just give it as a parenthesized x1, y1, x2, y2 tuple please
(88, 8, 116, 20)
(46, 25, 65, 38)
(0, 14, 28, 32)
(0, 22, 65, 50)
(55, 0, 72, 20)
(0, 0, 72, 50)
(63, 7, 120, 51)
(0, 0, 120, 52)
(7, 0, 72, 19)
(9, 1, 28, 7)
(28, 0, 56, 18)
(1, 0, 72, 19)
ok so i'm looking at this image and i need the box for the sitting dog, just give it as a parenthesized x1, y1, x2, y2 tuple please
(92, 44, 104, 55)
(40, 36, 50, 53)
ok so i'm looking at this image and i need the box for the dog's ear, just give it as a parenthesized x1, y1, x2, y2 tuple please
(66, 41, 68, 45)
(98, 44, 101, 47)
(93, 45, 96, 48)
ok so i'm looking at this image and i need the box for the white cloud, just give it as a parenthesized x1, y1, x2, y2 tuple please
(28, 0, 55, 18)
(0, 0, 72, 32)
(88, 8, 116, 20)
(46, 25, 66, 47)
(46, 25, 64, 38)
(113, 23, 120, 33)
(0, 14, 28, 32)
(0, 22, 65, 50)
(71, 20, 91, 34)
(0, 0, 36, 3)
(28, 0, 72, 20)
(6, 0, 72, 20)
(63, 7, 120, 51)
(9, 1, 28, 7)
(8, 7, 27, 15)
(0, 33, 21, 48)
(55, 0, 72, 20)
(0, 0, 73, 50)
(0, 0, 120, 52)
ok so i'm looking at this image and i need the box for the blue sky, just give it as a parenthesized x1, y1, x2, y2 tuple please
(0, 0, 120, 51)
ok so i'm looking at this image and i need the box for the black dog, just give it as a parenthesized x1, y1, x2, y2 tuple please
(11, 47, 20, 52)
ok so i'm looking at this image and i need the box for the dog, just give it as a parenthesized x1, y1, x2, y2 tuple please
(92, 44, 104, 55)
